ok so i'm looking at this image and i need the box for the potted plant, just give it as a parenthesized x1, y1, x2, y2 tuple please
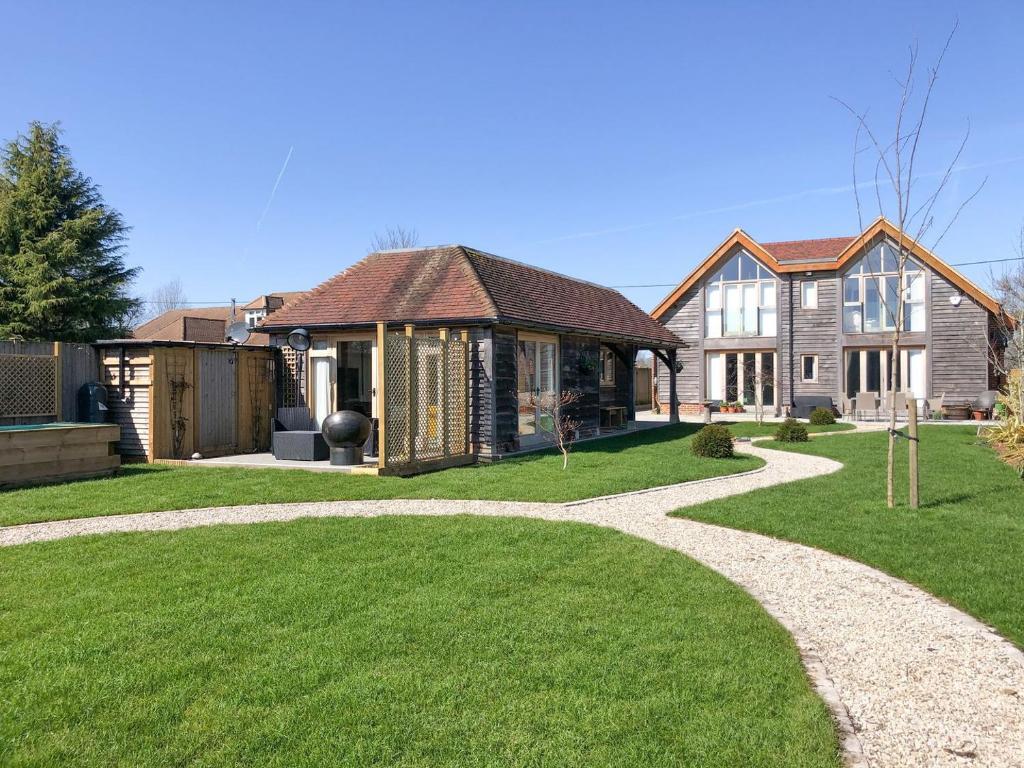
(972, 408, 987, 421)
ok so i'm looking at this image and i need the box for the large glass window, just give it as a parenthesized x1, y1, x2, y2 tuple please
(842, 242, 925, 333)
(706, 351, 776, 407)
(705, 251, 777, 338)
(845, 347, 927, 400)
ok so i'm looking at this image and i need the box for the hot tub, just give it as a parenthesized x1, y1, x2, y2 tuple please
(0, 422, 120, 488)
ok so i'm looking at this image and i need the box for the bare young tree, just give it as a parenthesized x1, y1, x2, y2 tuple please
(368, 225, 419, 253)
(984, 225, 1024, 417)
(531, 390, 584, 470)
(144, 279, 188, 321)
(836, 20, 983, 508)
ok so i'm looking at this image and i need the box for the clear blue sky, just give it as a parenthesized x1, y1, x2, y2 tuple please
(4, 1, 1023, 311)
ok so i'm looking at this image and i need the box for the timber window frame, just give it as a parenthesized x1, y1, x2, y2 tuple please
(801, 354, 818, 383)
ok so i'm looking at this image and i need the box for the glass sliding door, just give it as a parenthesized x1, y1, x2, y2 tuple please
(706, 351, 777, 408)
(845, 348, 926, 400)
(517, 334, 558, 445)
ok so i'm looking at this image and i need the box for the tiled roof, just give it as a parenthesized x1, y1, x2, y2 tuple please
(760, 236, 857, 262)
(134, 307, 232, 341)
(262, 246, 684, 347)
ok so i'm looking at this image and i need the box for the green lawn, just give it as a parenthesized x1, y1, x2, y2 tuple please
(0, 516, 840, 767)
(0, 422, 847, 527)
(676, 426, 1024, 648)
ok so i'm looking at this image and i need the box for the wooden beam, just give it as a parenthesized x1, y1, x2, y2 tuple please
(668, 349, 679, 423)
(376, 322, 387, 469)
(405, 324, 417, 463)
(52, 341, 62, 420)
(439, 328, 450, 458)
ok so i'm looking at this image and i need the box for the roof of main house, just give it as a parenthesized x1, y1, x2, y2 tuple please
(651, 217, 1005, 320)
(260, 245, 685, 348)
(133, 306, 232, 341)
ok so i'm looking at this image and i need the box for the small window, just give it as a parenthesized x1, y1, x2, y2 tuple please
(801, 281, 818, 309)
(801, 355, 818, 383)
(600, 347, 616, 386)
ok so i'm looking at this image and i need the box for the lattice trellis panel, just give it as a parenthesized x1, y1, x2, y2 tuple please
(383, 333, 411, 464)
(445, 338, 468, 456)
(278, 346, 304, 408)
(0, 354, 57, 417)
(382, 332, 469, 469)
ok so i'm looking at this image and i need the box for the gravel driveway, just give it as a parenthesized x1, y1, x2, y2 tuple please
(2, 436, 1022, 767)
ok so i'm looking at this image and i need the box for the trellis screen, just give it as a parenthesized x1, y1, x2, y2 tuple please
(0, 354, 58, 418)
(382, 331, 469, 469)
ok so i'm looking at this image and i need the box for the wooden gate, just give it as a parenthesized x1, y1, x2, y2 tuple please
(197, 348, 237, 455)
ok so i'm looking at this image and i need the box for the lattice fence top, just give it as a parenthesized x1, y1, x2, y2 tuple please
(0, 354, 57, 417)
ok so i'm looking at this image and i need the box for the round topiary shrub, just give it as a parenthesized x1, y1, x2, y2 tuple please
(775, 418, 809, 443)
(691, 424, 734, 458)
(809, 407, 836, 425)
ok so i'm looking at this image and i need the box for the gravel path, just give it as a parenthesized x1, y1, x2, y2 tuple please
(2, 436, 1022, 767)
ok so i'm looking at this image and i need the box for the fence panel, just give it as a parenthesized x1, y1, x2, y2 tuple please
(60, 344, 99, 420)
(382, 330, 469, 471)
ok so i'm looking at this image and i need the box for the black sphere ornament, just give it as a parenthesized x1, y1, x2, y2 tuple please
(321, 410, 371, 466)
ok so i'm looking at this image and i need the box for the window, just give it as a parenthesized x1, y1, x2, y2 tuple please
(845, 348, 926, 399)
(801, 281, 818, 309)
(245, 309, 266, 329)
(842, 242, 924, 333)
(704, 250, 777, 338)
(599, 347, 616, 386)
(801, 355, 818, 383)
(706, 351, 776, 407)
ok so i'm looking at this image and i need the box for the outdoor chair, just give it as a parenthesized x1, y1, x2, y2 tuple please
(926, 393, 945, 420)
(884, 391, 908, 420)
(855, 392, 879, 421)
(841, 397, 853, 419)
(971, 391, 1000, 420)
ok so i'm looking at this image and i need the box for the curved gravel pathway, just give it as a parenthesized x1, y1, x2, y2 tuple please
(2, 438, 1023, 767)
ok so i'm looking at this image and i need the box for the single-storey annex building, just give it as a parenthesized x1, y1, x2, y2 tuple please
(651, 217, 1009, 416)
(258, 245, 685, 472)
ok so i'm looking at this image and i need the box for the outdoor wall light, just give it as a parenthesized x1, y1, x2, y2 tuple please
(674, 360, 684, 374)
(949, 293, 963, 307)
(287, 328, 311, 351)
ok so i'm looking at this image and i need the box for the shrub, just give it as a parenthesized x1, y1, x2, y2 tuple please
(691, 424, 734, 458)
(809, 407, 836, 425)
(775, 418, 809, 443)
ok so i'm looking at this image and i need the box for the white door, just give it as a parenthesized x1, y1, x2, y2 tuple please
(312, 357, 332, 429)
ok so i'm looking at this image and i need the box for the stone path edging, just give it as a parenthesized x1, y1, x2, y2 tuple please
(2, 427, 1022, 767)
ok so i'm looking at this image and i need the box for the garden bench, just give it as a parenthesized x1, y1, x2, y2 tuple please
(600, 406, 627, 429)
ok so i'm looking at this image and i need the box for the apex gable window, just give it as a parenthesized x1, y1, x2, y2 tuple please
(801, 280, 818, 309)
(842, 242, 925, 333)
(704, 251, 777, 338)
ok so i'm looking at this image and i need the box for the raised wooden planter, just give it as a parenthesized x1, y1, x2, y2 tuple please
(0, 423, 120, 488)
(942, 404, 971, 421)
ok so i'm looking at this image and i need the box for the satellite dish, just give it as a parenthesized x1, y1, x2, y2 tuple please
(287, 327, 311, 351)
(226, 321, 251, 345)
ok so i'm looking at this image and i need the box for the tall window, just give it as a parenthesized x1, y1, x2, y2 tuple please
(706, 351, 776, 406)
(599, 346, 615, 386)
(842, 242, 925, 333)
(705, 251, 777, 338)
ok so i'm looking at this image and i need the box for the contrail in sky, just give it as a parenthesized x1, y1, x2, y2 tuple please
(255, 145, 294, 232)
(531, 154, 1024, 246)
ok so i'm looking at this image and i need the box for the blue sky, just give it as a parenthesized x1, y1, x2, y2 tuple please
(4, 1, 1023, 312)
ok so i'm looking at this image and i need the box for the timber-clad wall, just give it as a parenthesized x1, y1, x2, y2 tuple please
(102, 348, 152, 458)
(655, 284, 701, 404)
(930, 273, 990, 404)
(469, 328, 495, 458)
(783, 272, 839, 403)
(492, 329, 519, 454)
(559, 335, 601, 433)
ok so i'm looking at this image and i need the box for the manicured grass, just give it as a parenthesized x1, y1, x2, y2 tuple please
(0, 516, 840, 767)
(0, 422, 848, 527)
(676, 426, 1024, 647)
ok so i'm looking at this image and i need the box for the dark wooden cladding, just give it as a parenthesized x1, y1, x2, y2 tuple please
(559, 334, 601, 433)
(492, 328, 519, 454)
(468, 328, 496, 458)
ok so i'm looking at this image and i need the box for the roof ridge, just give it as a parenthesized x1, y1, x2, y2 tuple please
(452, 247, 500, 318)
(461, 246, 625, 295)
(761, 235, 856, 246)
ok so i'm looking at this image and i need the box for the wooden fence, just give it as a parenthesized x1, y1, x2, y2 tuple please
(0, 341, 99, 426)
(634, 367, 652, 409)
(96, 342, 276, 461)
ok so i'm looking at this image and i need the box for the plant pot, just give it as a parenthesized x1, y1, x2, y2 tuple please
(972, 410, 987, 421)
